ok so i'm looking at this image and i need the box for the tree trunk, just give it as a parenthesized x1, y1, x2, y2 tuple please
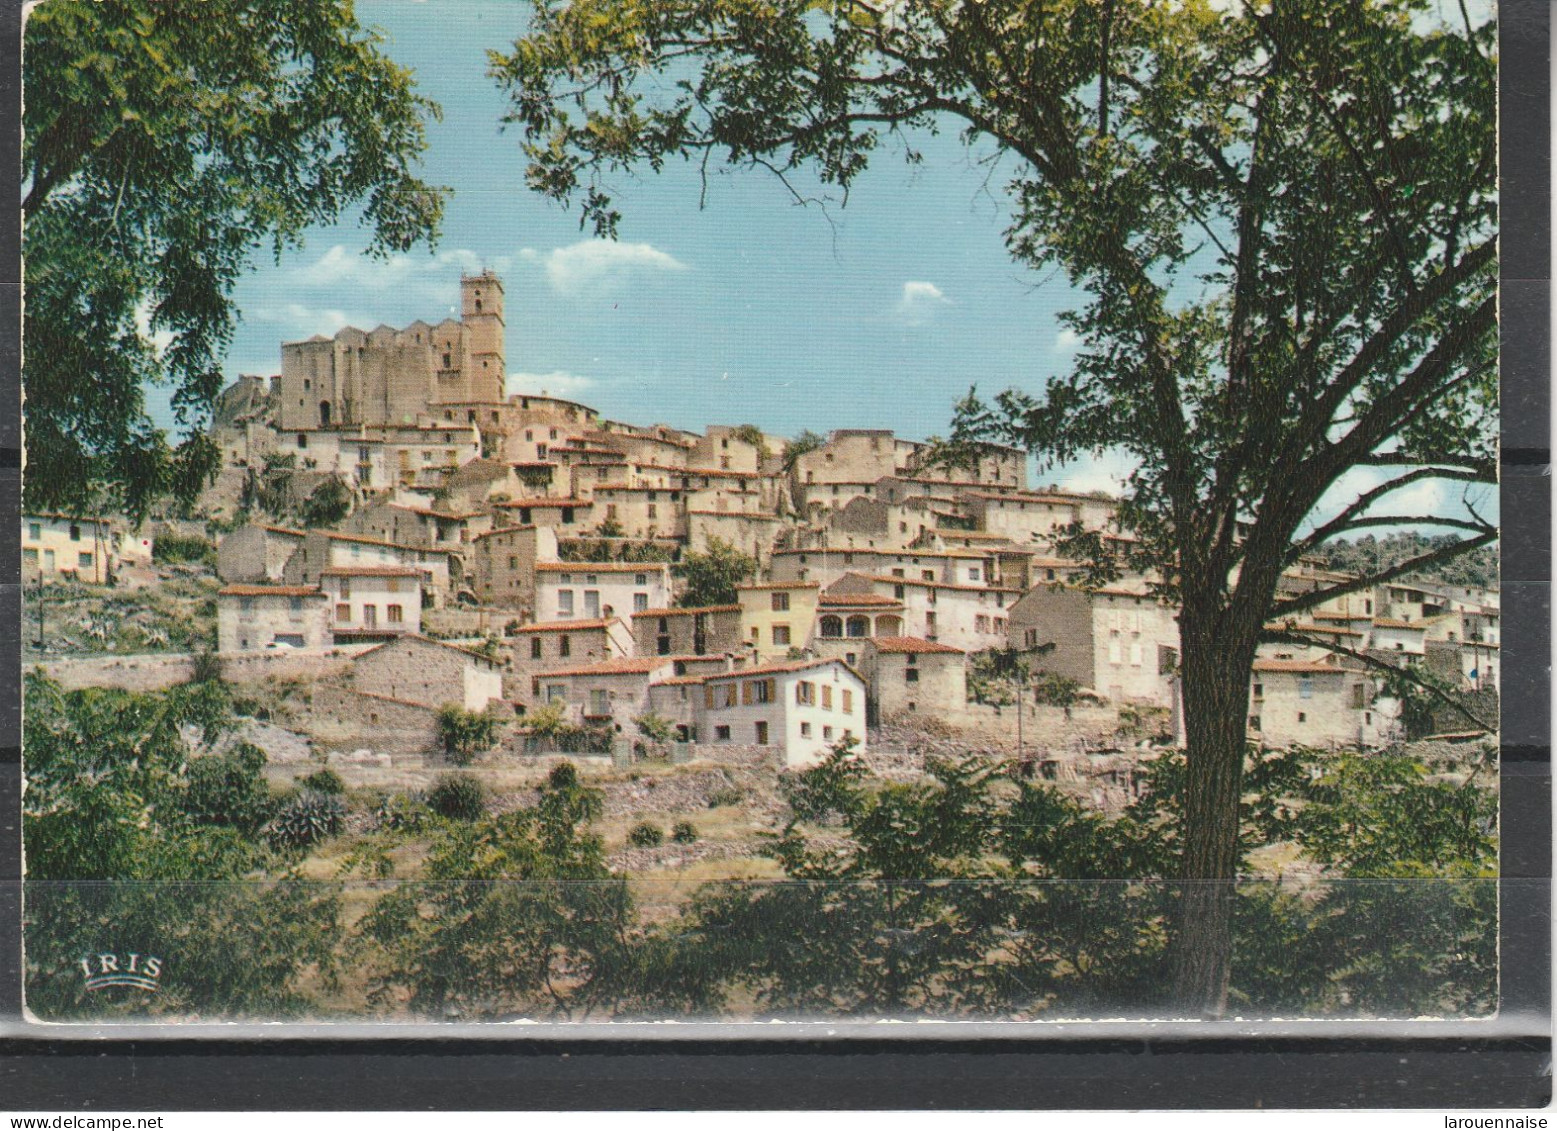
(1169, 611, 1259, 1018)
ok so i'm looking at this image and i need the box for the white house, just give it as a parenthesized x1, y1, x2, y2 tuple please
(534, 562, 672, 622)
(217, 584, 332, 653)
(697, 657, 867, 767)
(319, 565, 424, 641)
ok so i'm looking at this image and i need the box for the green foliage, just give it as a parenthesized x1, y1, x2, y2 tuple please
(674, 537, 757, 608)
(1317, 534, 1499, 591)
(24, 0, 446, 519)
(427, 775, 487, 822)
(781, 430, 826, 472)
(356, 764, 698, 1019)
(730, 424, 768, 455)
(299, 477, 353, 528)
(967, 649, 1029, 707)
(188, 647, 223, 686)
(183, 743, 274, 835)
(634, 712, 676, 743)
(436, 704, 500, 765)
(299, 769, 346, 796)
(671, 821, 699, 845)
(266, 791, 346, 851)
(627, 822, 665, 848)
(374, 790, 433, 833)
(152, 533, 216, 567)
(706, 785, 746, 809)
(21, 674, 342, 1019)
(1031, 671, 1082, 707)
(595, 516, 626, 539)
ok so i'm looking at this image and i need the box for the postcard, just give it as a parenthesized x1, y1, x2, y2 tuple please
(20, 0, 1499, 1025)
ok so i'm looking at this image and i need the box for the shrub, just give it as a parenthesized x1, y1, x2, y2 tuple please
(671, 821, 698, 844)
(1031, 670, 1082, 707)
(299, 768, 345, 795)
(706, 785, 746, 809)
(436, 704, 499, 765)
(183, 743, 273, 834)
(634, 712, 675, 743)
(375, 790, 432, 832)
(189, 648, 223, 686)
(266, 791, 345, 850)
(152, 532, 216, 567)
(427, 775, 486, 822)
(626, 821, 664, 848)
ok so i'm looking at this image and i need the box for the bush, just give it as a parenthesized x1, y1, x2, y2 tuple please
(1031, 670, 1082, 707)
(152, 532, 216, 567)
(626, 821, 664, 848)
(671, 821, 698, 844)
(266, 791, 345, 850)
(299, 768, 345, 795)
(375, 790, 432, 832)
(706, 785, 745, 809)
(183, 743, 273, 834)
(427, 775, 486, 822)
(634, 712, 675, 743)
(436, 704, 499, 765)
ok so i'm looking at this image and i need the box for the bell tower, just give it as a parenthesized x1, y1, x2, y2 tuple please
(460, 272, 505, 403)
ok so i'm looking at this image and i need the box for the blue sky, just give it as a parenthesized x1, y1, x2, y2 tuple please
(168, 0, 1495, 529)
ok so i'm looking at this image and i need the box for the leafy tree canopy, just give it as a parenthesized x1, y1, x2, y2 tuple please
(675, 536, 757, 607)
(24, 0, 448, 520)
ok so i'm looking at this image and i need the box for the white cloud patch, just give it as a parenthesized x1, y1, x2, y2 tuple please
(133, 300, 176, 357)
(508, 370, 597, 400)
(527, 240, 688, 297)
(250, 302, 359, 337)
(1053, 328, 1082, 354)
(894, 280, 951, 325)
(293, 244, 510, 294)
(1048, 450, 1137, 497)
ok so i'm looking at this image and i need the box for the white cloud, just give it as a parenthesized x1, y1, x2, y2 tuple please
(1053, 328, 1082, 354)
(894, 280, 951, 325)
(249, 302, 358, 337)
(508, 370, 597, 400)
(133, 300, 175, 357)
(530, 240, 688, 297)
(293, 244, 509, 293)
(1049, 450, 1137, 497)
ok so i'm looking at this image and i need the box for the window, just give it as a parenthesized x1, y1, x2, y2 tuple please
(634, 593, 649, 613)
(531, 638, 543, 659)
(1299, 678, 1314, 699)
(755, 721, 769, 745)
(559, 635, 571, 658)
(772, 625, 791, 646)
(796, 681, 816, 706)
(1297, 712, 1307, 723)
(1351, 684, 1367, 709)
(969, 568, 981, 581)
(1252, 682, 1264, 700)
(906, 668, 920, 683)
(1108, 640, 1122, 665)
(819, 615, 843, 638)
(336, 604, 351, 621)
(588, 689, 610, 717)
(823, 726, 834, 742)
(1249, 715, 1261, 731)
(1129, 642, 1143, 667)
(772, 592, 790, 612)
(388, 605, 403, 624)
(584, 591, 600, 618)
(546, 684, 566, 703)
(69, 524, 80, 542)
(289, 596, 304, 618)
(704, 686, 717, 710)
(509, 556, 518, 570)
(846, 616, 869, 638)
(27, 523, 40, 541)
(78, 552, 93, 570)
(922, 570, 934, 581)
(842, 689, 853, 713)
(558, 591, 574, 616)
(635, 573, 648, 586)
(715, 725, 732, 742)
(800, 722, 812, 738)
(239, 596, 255, 619)
(975, 615, 990, 633)
(821, 685, 833, 710)
(755, 679, 776, 704)
(647, 504, 658, 520)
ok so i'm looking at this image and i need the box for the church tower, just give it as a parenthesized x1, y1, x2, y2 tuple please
(460, 272, 505, 403)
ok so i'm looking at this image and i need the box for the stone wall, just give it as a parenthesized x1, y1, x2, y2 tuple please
(26, 648, 360, 693)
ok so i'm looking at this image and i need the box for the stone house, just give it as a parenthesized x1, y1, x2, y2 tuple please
(509, 617, 634, 691)
(217, 583, 331, 653)
(319, 565, 424, 641)
(1368, 618, 1429, 658)
(862, 636, 967, 722)
(216, 523, 307, 584)
(1424, 638, 1500, 694)
(284, 530, 460, 607)
(534, 562, 672, 623)
(591, 484, 689, 539)
(1246, 658, 1392, 749)
(352, 633, 505, 712)
(693, 425, 766, 474)
(814, 584, 906, 643)
(767, 546, 1008, 590)
(829, 573, 1020, 653)
(686, 510, 785, 565)
(340, 500, 494, 551)
(736, 580, 822, 662)
(470, 523, 560, 610)
(697, 657, 868, 768)
(631, 604, 744, 657)
(529, 656, 679, 731)
(1008, 585, 1181, 707)
(490, 497, 596, 537)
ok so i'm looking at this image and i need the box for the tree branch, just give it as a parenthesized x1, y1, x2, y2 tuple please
(1269, 528, 1498, 620)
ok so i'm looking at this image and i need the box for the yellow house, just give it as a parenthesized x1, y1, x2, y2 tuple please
(736, 581, 821, 662)
(23, 514, 114, 584)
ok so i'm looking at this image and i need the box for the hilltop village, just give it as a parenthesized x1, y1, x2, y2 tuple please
(24, 274, 1500, 785)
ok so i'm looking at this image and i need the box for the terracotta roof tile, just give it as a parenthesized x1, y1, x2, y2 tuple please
(871, 636, 966, 655)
